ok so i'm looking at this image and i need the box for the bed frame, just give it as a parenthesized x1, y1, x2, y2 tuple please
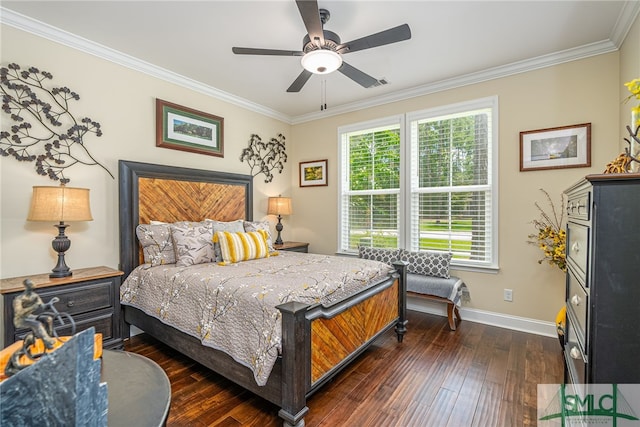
(118, 160, 407, 427)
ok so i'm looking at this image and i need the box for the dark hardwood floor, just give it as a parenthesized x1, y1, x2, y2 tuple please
(124, 309, 564, 427)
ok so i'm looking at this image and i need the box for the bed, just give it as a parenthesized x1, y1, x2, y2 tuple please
(118, 160, 407, 427)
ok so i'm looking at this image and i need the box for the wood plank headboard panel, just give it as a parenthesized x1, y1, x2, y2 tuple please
(118, 160, 253, 277)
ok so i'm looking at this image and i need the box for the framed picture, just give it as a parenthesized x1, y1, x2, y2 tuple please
(156, 99, 224, 157)
(520, 123, 591, 171)
(299, 159, 328, 187)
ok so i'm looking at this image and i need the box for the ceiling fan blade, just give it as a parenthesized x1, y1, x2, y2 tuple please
(232, 47, 304, 56)
(295, 0, 325, 47)
(338, 62, 380, 88)
(287, 69, 313, 92)
(337, 24, 411, 54)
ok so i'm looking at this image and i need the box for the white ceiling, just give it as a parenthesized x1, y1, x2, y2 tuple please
(2, 1, 638, 123)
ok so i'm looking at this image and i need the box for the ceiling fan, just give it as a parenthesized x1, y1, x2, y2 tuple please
(232, 0, 411, 93)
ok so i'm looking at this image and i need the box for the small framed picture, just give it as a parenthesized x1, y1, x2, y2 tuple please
(156, 99, 224, 157)
(299, 159, 328, 187)
(520, 123, 591, 171)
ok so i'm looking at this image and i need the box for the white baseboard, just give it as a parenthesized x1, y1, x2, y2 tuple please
(408, 296, 557, 338)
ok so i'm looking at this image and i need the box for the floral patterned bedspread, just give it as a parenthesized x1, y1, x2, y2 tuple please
(120, 251, 394, 386)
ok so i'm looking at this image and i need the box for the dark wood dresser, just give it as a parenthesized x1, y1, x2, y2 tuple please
(563, 174, 640, 384)
(1, 266, 124, 350)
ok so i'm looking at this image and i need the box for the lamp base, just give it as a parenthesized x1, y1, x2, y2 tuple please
(50, 222, 72, 278)
(275, 215, 284, 245)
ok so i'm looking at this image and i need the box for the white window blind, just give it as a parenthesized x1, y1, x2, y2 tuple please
(407, 99, 497, 268)
(339, 121, 401, 251)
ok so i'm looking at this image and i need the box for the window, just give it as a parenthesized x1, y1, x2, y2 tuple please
(338, 97, 498, 269)
(338, 116, 403, 251)
(407, 97, 497, 268)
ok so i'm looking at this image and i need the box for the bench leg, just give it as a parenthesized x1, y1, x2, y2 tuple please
(446, 302, 456, 331)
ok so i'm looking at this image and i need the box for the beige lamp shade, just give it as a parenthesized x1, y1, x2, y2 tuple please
(267, 197, 292, 216)
(27, 186, 93, 222)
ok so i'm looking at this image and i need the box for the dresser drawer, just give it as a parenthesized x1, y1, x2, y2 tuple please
(567, 222, 589, 280)
(567, 270, 588, 348)
(36, 280, 114, 317)
(566, 190, 590, 221)
(564, 317, 587, 385)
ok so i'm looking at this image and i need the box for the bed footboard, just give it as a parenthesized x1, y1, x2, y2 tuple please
(276, 261, 407, 427)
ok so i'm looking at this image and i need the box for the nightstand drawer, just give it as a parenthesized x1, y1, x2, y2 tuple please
(14, 310, 115, 343)
(35, 280, 114, 317)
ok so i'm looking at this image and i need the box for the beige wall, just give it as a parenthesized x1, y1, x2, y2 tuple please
(290, 52, 621, 323)
(0, 26, 292, 278)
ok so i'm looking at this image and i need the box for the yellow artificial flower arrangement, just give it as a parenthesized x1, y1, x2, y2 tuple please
(624, 78, 640, 129)
(528, 189, 566, 272)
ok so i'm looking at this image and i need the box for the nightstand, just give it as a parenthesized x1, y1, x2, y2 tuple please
(1, 266, 124, 349)
(273, 241, 309, 253)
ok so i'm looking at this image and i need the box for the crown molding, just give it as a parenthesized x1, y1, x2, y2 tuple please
(291, 39, 618, 124)
(610, 0, 640, 48)
(0, 7, 291, 124)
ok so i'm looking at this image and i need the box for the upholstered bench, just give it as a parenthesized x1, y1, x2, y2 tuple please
(359, 246, 469, 331)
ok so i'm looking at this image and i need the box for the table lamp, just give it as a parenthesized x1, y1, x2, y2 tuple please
(267, 196, 292, 245)
(27, 185, 93, 278)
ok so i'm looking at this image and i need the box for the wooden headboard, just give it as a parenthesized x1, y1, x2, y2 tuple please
(118, 160, 253, 277)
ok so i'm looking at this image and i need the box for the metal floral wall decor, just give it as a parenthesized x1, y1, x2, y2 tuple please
(240, 133, 287, 183)
(0, 63, 113, 183)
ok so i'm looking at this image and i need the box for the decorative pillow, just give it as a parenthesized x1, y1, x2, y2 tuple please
(358, 246, 401, 266)
(400, 249, 452, 279)
(243, 220, 275, 252)
(136, 224, 176, 266)
(170, 221, 216, 267)
(205, 219, 245, 261)
(215, 230, 270, 265)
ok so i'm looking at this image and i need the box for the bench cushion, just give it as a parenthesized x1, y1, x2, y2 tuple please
(406, 273, 468, 306)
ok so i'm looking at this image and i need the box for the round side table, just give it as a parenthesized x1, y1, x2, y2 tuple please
(102, 350, 171, 426)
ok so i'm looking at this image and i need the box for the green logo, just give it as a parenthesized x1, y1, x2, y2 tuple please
(538, 384, 640, 426)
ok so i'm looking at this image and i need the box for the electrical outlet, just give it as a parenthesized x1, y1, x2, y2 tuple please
(504, 289, 513, 302)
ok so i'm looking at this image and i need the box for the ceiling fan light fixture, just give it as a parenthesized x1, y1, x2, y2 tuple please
(301, 50, 342, 75)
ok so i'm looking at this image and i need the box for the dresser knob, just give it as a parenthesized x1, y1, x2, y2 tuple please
(571, 242, 581, 253)
(570, 295, 582, 306)
(569, 346, 582, 360)
(67, 300, 75, 307)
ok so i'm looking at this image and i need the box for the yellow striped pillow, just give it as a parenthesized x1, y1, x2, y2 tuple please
(215, 230, 270, 265)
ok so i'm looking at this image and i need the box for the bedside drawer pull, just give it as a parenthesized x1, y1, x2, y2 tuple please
(569, 346, 582, 360)
(67, 300, 75, 308)
(571, 242, 581, 253)
(570, 294, 582, 306)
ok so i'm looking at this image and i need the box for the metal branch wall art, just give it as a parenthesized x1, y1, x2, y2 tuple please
(240, 133, 287, 183)
(0, 63, 113, 183)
